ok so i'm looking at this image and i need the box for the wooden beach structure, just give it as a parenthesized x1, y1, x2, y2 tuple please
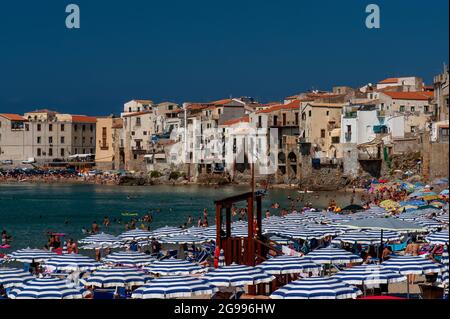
(214, 191, 283, 295)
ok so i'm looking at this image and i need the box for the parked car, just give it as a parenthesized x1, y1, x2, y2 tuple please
(21, 157, 36, 164)
(1, 160, 13, 165)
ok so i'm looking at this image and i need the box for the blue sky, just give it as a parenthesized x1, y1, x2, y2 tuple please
(0, 0, 448, 115)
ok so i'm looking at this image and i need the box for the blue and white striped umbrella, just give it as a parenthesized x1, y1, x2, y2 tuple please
(9, 277, 88, 299)
(332, 231, 381, 245)
(270, 277, 361, 299)
(151, 226, 185, 238)
(0, 268, 34, 288)
(415, 219, 443, 230)
(78, 232, 121, 248)
(333, 265, 407, 285)
(131, 276, 218, 299)
(102, 251, 155, 267)
(306, 247, 363, 265)
(363, 230, 402, 242)
(80, 267, 150, 288)
(435, 214, 449, 224)
(45, 254, 102, 272)
(7, 248, 57, 263)
(437, 246, 448, 286)
(305, 224, 344, 236)
(143, 258, 206, 276)
(275, 227, 325, 240)
(425, 230, 449, 245)
(161, 234, 207, 245)
(231, 227, 250, 238)
(118, 229, 154, 241)
(257, 256, 321, 275)
(202, 264, 274, 287)
(381, 255, 444, 275)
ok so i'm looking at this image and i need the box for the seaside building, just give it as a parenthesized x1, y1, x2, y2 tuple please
(375, 76, 424, 92)
(95, 116, 124, 170)
(0, 109, 96, 165)
(0, 114, 28, 163)
(299, 102, 346, 160)
(433, 66, 449, 123)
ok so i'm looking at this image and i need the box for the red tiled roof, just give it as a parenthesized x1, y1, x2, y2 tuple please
(382, 91, 434, 100)
(378, 78, 399, 84)
(122, 110, 152, 118)
(257, 100, 301, 114)
(71, 115, 97, 123)
(209, 98, 234, 105)
(0, 113, 27, 121)
(222, 116, 250, 126)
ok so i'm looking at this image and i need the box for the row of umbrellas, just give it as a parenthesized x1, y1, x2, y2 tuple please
(1, 246, 446, 299)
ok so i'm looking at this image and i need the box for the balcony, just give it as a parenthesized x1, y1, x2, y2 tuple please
(132, 145, 144, 151)
(344, 132, 352, 142)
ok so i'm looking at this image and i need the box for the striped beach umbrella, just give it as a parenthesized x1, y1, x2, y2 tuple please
(9, 277, 88, 299)
(268, 235, 293, 245)
(102, 251, 155, 267)
(306, 247, 363, 265)
(7, 248, 57, 263)
(415, 219, 443, 231)
(381, 255, 444, 275)
(275, 227, 325, 240)
(131, 276, 218, 299)
(363, 230, 402, 242)
(437, 247, 448, 286)
(305, 224, 344, 236)
(143, 258, 206, 276)
(80, 267, 150, 288)
(151, 226, 185, 238)
(45, 254, 102, 272)
(118, 229, 154, 241)
(0, 268, 34, 288)
(382, 255, 444, 297)
(257, 256, 321, 275)
(202, 264, 275, 287)
(425, 230, 449, 245)
(333, 264, 407, 286)
(332, 231, 381, 245)
(161, 234, 207, 245)
(270, 277, 361, 299)
(78, 232, 121, 248)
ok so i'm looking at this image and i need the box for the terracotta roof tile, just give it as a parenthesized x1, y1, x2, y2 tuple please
(71, 115, 97, 123)
(382, 91, 433, 100)
(222, 116, 250, 126)
(0, 113, 27, 121)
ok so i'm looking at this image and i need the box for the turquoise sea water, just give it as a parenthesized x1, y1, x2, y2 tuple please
(0, 184, 355, 252)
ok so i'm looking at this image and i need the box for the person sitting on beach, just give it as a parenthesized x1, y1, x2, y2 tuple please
(382, 246, 392, 261)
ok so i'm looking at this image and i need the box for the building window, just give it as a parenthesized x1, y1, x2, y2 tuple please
(61, 136, 65, 144)
(37, 124, 41, 131)
(282, 113, 287, 126)
(90, 137, 93, 144)
(49, 148, 53, 156)
(136, 117, 141, 126)
(91, 148, 94, 154)
(37, 148, 41, 156)
(49, 124, 53, 132)
(308, 110, 312, 117)
(424, 105, 429, 113)
(82, 125, 86, 131)
(302, 113, 306, 120)
(48, 136, 53, 144)
(61, 148, 65, 157)
(331, 136, 340, 144)
(410, 106, 415, 112)
(74, 124, 78, 131)
(25, 124, 29, 131)
(75, 148, 78, 154)
(82, 137, 86, 144)
(399, 105, 405, 112)
(326, 111, 329, 116)
(143, 131, 147, 135)
(37, 136, 41, 144)
(90, 124, 93, 132)
(61, 124, 65, 131)
(321, 129, 326, 138)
